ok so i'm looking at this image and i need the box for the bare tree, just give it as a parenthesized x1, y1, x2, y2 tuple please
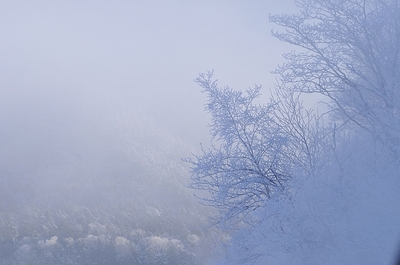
(270, 0, 400, 150)
(185, 71, 290, 226)
(187, 0, 400, 263)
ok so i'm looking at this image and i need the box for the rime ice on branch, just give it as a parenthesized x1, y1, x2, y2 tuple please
(185, 71, 290, 225)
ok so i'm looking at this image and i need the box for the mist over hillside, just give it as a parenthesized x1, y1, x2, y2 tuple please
(0, 0, 308, 264)
(0, 87, 216, 264)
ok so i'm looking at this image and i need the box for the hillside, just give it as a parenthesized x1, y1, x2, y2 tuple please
(0, 88, 214, 264)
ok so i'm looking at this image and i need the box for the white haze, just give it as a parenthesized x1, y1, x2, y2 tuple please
(0, 0, 297, 146)
(0, 1, 342, 264)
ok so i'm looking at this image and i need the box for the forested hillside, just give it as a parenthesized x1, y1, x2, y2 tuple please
(0, 89, 215, 264)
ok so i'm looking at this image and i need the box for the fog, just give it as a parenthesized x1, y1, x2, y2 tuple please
(0, 1, 300, 264)
(2, 0, 400, 264)
(0, 0, 297, 145)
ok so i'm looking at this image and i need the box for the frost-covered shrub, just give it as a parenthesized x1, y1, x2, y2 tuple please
(0, 205, 209, 265)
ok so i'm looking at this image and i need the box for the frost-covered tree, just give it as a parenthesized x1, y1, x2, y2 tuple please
(185, 71, 290, 226)
(187, 71, 329, 263)
(188, 0, 400, 264)
(270, 0, 400, 153)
